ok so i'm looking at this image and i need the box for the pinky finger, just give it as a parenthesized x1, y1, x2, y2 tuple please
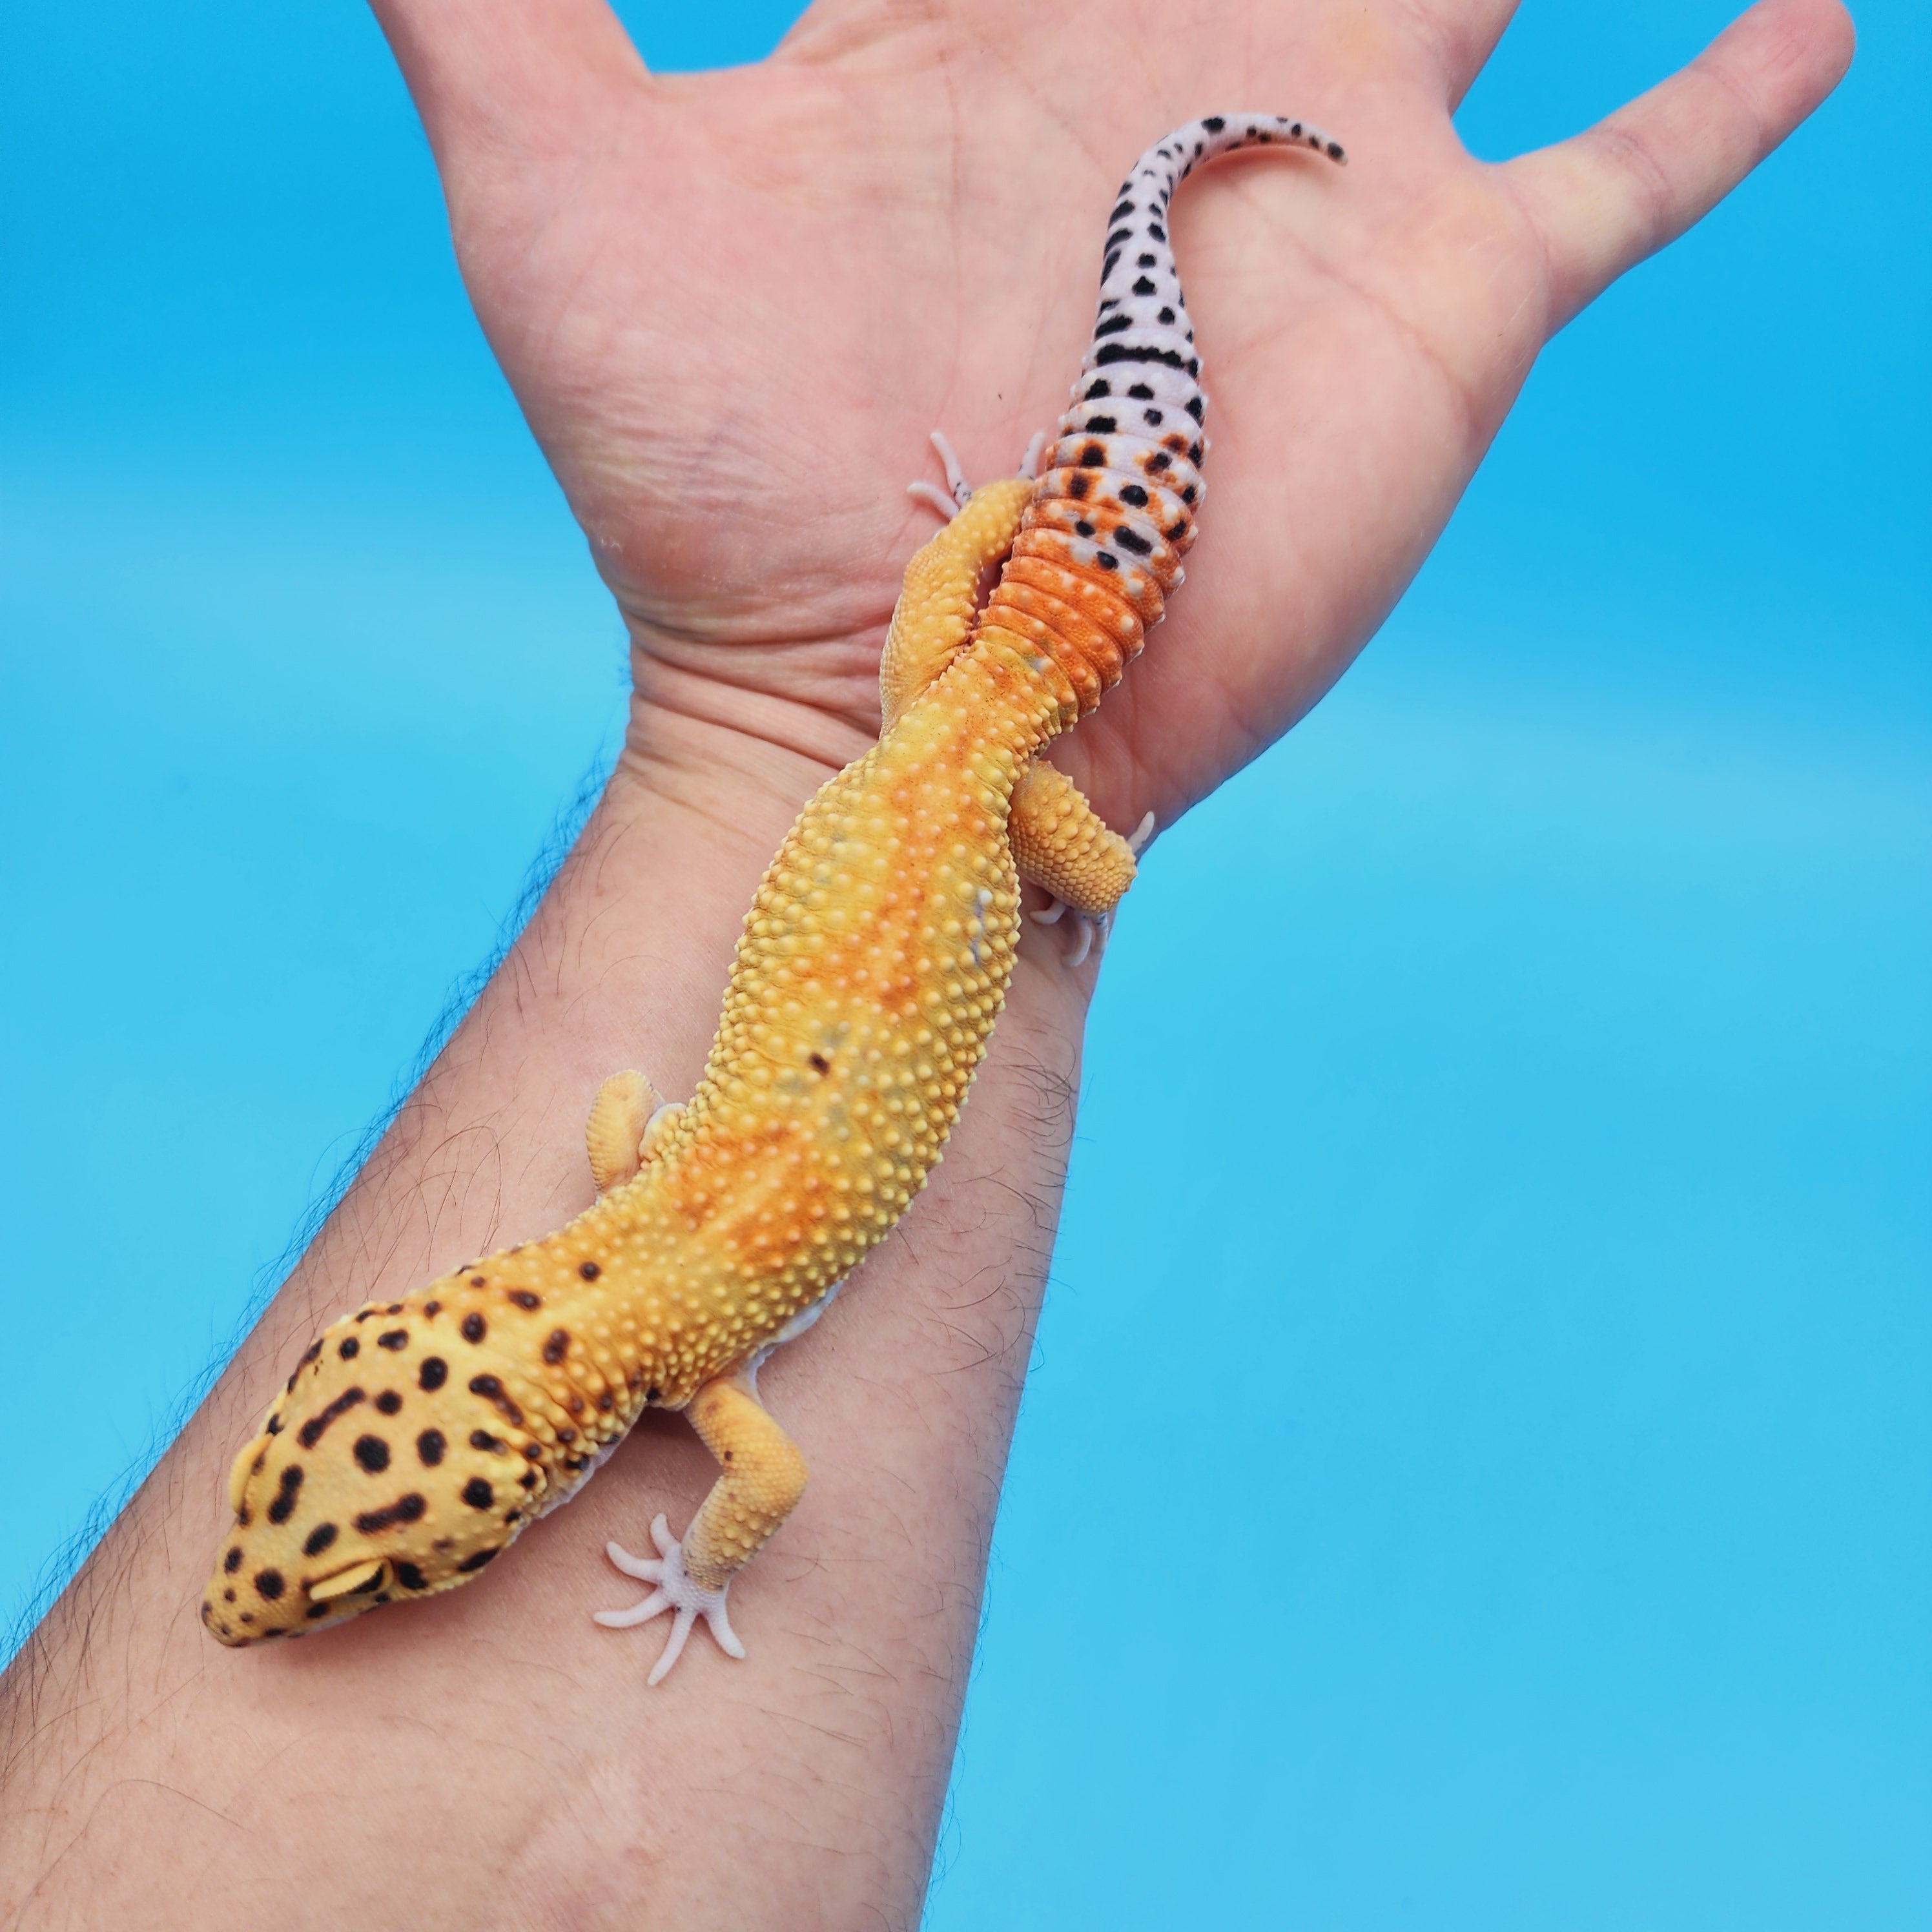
(1503, 0, 1855, 329)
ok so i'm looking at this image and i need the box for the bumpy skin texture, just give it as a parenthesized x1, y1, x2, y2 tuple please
(204, 114, 1343, 1652)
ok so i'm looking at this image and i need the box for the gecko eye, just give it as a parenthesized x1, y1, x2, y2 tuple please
(306, 1559, 389, 1604)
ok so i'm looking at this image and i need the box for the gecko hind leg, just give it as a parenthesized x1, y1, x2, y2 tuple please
(1012, 761, 1156, 965)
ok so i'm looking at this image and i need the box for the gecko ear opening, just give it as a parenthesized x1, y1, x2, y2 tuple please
(307, 1559, 389, 1603)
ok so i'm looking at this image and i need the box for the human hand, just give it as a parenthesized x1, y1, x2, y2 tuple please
(373, 0, 1851, 832)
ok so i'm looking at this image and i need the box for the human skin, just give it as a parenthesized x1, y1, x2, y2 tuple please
(0, 1, 1851, 1927)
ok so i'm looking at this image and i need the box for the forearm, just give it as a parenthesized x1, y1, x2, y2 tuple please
(0, 694, 1092, 1931)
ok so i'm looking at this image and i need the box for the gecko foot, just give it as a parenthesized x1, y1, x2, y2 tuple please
(593, 1512, 746, 1686)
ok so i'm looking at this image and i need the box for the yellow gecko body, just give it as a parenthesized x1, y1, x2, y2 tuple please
(207, 114, 1344, 1678)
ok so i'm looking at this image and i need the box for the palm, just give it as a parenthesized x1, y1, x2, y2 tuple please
(384, 0, 1848, 830)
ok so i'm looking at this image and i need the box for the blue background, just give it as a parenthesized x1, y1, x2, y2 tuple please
(3, 3, 1926, 1924)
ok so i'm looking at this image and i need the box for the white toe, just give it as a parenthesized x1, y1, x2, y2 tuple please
(907, 480, 958, 519)
(929, 429, 972, 507)
(598, 1515, 747, 1685)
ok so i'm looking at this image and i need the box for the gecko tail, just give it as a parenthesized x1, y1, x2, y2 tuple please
(970, 115, 1346, 726)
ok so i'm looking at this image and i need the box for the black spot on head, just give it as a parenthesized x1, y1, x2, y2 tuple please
(1127, 382, 1155, 400)
(578, 1261, 601, 1282)
(354, 1494, 427, 1535)
(353, 1434, 391, 1474)
(337, 1337, 359, 1361)
(1115, 526, 1153, 556)
(265, 1412, 282, 1435)
(285, 1372, 298, 1395)
(1074, 519, 1095, 538)
(377, 1329, 409, 1351)
(1132, 275, 1157, 296)
(646, 1386, 661, 1403)
(419, 1356, 448, 1392)
(223, 1588, 235, 1602)
(723, 1450, 734, 1463)
(1157, 306, 1175, 325)
(305, 1602, 332, 1620)
(457, 1547, 500, 1574)
(1067, 473, 1093, 500)
(469, 1375, 525, 1426)
(225, 1546, 242, 1574)
(461, 1478, 495, 1510)
(417, 1429, 447, 1466)
(469, 1275, 486, 1288)
(1148, 224, 1166, 242)
(509, 1290, 541, 1310)
(1137, 252, 1158, 268)
(1120, 484, 1148, 507)
(1079, 443, 1107, 468)
(1096, 551, 1120, 571)
(394, 1561, 429, 1590)
(1109, 198, 1134, 221)
(298, 1386, 366, 1449)
(808, 1051, 830, 1074)
(1143, 407, 1164, 426)
(266, 1465, 304, 1524)
(460, 1313, 487, 1344)
(1084, 414, 1118, 434)
(303, 1523, 338, 1558)
(237, 1505, 251, 1527)
(543, 1329, 570, 1366)
(355, 1309, 374, 1324)
(1149, 451, 1172, 472)
(470, 1430, 506, 1454)
(1083, 378, 1111, 399)
(1203, 115, 1226, 132)
(375, 1390, 402, 1415)
(255, 1569, 285, 1601)
(1186, 395, 1205, 423)
(424, 1299, 441, 1317)
(519, 1469, 539, 1490)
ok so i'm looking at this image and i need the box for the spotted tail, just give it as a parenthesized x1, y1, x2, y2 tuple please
(976, 114, 1344, 720)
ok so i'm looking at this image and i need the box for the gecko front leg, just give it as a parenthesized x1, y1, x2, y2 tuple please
(594, 1374, 808, 1684)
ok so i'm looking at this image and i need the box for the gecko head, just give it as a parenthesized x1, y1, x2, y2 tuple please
(201, 1299, 532, 1645)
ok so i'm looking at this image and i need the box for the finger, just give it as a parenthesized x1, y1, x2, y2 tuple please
(1409, 0, 1527, 110)
(1503, 0, 1854, 329)
(367, 0, 644, 170)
